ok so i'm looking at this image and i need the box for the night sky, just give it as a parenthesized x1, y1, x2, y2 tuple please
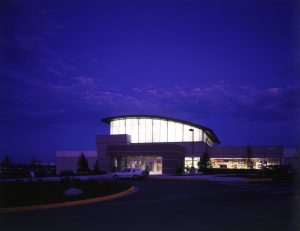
(1, 0, 299, 163)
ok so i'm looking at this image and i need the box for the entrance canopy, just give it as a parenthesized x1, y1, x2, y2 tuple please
(107, 143, 186, 157)
(107, 143, 186, 174)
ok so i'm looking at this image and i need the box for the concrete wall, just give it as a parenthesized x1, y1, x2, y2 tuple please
(107, 141, 207, 156)
(56, 151, 97, 174)
(56, 136, 287, 174)
(169, 141, 207, 157)
(162, 156, 184, 174)
(283, 148, 300, 169)
(96, 134, 130, 172)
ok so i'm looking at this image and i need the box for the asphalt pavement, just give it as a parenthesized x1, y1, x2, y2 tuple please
(1, 178, 299, 231)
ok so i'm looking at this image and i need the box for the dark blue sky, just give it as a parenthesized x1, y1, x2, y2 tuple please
(1, 0, 299, 163)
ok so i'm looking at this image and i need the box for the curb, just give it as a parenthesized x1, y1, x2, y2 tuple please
(150, 177, 209, 181)
(149, 176, 273, 182)
(0, 186, 137, 213)
(242, 178, 272, 182)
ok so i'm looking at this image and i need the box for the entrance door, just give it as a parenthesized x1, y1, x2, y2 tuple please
(119, 155, 163, 174)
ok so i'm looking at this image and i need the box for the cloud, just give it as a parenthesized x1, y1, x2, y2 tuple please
(1, 51, 299, 131)
(122, 83, 300, 123)
(0, 0, 74, 80)
(1, 1, 298, 130)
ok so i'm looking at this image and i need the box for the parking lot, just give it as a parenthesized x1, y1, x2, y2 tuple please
(1, 177, 299, 231)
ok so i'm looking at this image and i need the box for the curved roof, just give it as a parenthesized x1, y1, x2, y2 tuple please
(102, 114, 220, 144)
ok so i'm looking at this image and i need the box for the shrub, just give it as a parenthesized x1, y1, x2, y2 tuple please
(77, 153, 90, 174)
(60, 170, 74, 176)
(176, 167, 183, 174)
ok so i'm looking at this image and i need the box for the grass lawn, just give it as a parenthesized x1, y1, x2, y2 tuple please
(0, 178, 131, 208)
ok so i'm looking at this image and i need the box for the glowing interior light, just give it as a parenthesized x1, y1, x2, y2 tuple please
(110, 117, 212, 145)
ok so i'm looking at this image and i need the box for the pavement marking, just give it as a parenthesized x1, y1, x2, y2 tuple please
(249, 187, 283, 191)
(218, 180, 296, 194)
(0, 186, 138, 213)
(149, 175, 272, 183)
(109, 191, 211, 205)
(268, 190, 300, 194)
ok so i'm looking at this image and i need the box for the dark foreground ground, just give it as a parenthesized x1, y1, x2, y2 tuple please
(0, 179, 130, 207)
(1, 178, 299, 231)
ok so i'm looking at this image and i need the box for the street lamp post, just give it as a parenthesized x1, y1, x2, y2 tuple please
(189, 128, 195, 167)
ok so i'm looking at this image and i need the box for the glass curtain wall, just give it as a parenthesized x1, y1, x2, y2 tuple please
(120, 155, 163, 174)
(210, 158, 281, 169)
(183, 158, 281, 170)
(184, 157, 200, 170)
(110, 117, 213, 145)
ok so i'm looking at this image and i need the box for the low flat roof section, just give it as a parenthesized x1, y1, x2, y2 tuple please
(56, 150, 97, 157)
(107, 143, 186, 157)
(209, 146, 283, 158)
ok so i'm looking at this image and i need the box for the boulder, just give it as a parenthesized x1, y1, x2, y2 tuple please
(63, 187, 83, 196)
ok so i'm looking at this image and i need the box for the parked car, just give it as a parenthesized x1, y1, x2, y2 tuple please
(112, 168, 148, 179)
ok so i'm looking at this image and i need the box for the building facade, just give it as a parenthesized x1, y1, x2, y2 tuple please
(56, 115, 287, 175)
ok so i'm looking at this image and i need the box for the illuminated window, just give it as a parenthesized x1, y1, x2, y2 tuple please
(131, 118, 139, 143)
(160, 120, 167, 142)
(153, 119, 160, 142)
(157, 160, 162, 172)
(122, 118, 139, 143)
(175, 122, 183, 142)
(110, 120, 118, 134)
(125, 118, 132, 136)
(183, 125, 192, 141)
(168, 121, 176, 142)
(109, 117, 214, 146)
(145, 119, 153, 143)
(139, 119, 146, 143)
(185, 157, 200, 168)
(203, 133, 207, 143)
(194, 128, 200, 142)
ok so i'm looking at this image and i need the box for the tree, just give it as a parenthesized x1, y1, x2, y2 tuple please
(77, 153, 90, 174)
(198, 148, 212, 171)
(245, 145, 254, 169)
(1, 154, 11, 168)
(93, 160, 100, 173)
(31, 157, 37, 166)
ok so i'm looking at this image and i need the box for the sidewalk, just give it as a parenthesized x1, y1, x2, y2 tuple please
(0, 173, 272, 183)
(149, 174, 272, 182)
(0, 174, 114, 182)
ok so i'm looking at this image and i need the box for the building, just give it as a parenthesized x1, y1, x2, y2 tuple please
(56, 151, 97, 174)
(56, 115, 286, 175)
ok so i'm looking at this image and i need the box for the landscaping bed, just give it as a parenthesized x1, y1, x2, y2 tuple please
(0, 178, 131, 208)
(214, 174, 265, 179)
